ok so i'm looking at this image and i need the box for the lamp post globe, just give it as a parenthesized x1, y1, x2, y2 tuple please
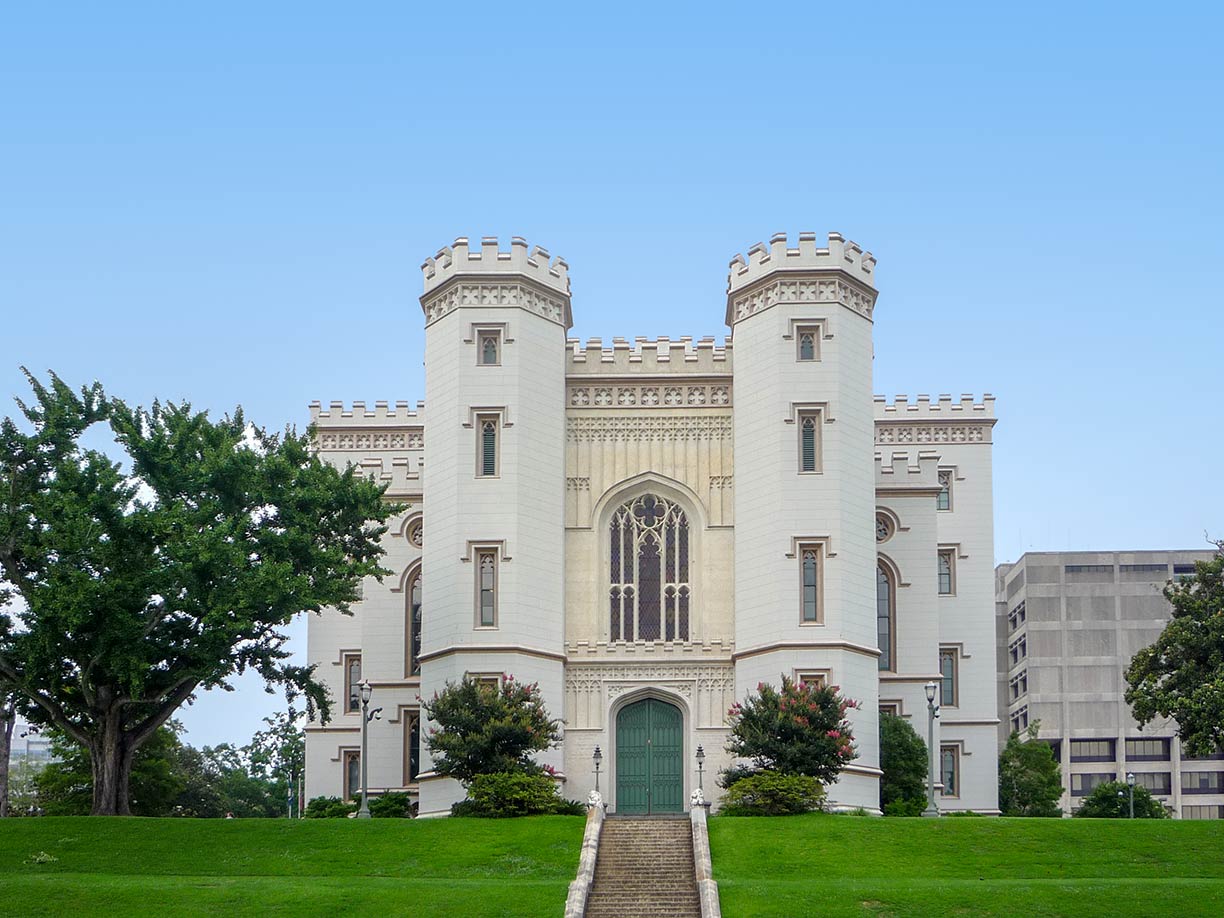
(1126, 772, 1136, 819)
(922, 680, 940, 818)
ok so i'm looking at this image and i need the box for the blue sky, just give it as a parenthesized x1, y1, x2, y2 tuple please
(3, 2, 1221, 748)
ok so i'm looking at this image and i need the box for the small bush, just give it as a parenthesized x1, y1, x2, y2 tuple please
(717, 764, 758, 789)
(720, 770, 826, 816)
(883, 798, 924, 817)
(944, 809, 986, 817)
(451, 772, 581, 818)
(303, 796, 357, 818)
(369, 792, 415, 818)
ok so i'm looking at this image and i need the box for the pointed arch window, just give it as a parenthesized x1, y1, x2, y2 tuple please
(406, 571, 422, 677)
(609, 494, 691, 642)
(877, 563, 895, 671)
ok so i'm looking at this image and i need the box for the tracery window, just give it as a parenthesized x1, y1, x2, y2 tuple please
(877, 564, 894, 671)
(801, 549, 820, 622)
(937, 469, 952, 511)
(477, 551, 497, 627)
(479, 333, 500, 365)
(609, 494, 690, 642)
(406, 571, 422, 677)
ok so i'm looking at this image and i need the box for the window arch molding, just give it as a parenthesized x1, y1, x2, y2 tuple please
(876, 553, 902, 673)
(593, 473, 706, 644)
(397, 560, 423, 679)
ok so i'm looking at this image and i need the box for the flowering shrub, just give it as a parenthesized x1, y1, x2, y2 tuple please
(422, 674, 561, 784)
(720, 771, 826, 816)
(725, 675, 859, 783)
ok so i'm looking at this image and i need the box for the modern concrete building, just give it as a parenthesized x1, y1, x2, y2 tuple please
(995, 550, 1223, 818)
(304, 233, 1000, 815)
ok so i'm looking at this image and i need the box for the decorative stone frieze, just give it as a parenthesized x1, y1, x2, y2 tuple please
(729, 275, 876, 323)
(316, 428, 424, 451)
(564, 662, 736, 730)
(568, 382, 731, 409)
(422, 281, 568, 326)
(875, 423, 990, 445)
(566, 415, 733, 443)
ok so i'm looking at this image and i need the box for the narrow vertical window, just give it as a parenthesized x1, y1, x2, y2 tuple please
(406, 715, 420, 784)
(797, 330, 816, 361)
(937, 470, 952, 511)
(801, 549, 820, 623)
(940, 648, 957, 707)
(938, 550, 954, 595)
(799, 414, 819, 472)
(940, 746, 959, 796)
(477, 550, 497, 627)
(344, 654, 362, 713)
(406, 572, 422, 677)
(877, 564, 894, 670)
(343, 750, 360, 801)
(479, 333, 500, 366)
(478, 416, 498, 477)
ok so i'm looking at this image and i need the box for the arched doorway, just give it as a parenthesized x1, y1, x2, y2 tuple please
(615, 697, 683, 814)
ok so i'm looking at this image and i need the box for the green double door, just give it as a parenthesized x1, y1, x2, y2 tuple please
(615, 698, 683, 814)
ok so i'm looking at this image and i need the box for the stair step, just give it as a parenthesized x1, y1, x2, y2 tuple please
(585, 817, 702, 918)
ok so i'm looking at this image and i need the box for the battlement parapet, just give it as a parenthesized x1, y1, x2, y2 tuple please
(875, 449, 942, 489)
(873, 394, 996, 420)
(310, 400, 427, 428)
(565, 335, 732, 376)
(727, 231, 876, 295)
(421, 236, 570, 297)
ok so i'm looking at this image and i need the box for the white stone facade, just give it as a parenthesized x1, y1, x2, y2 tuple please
(305, 233, 1000, 815)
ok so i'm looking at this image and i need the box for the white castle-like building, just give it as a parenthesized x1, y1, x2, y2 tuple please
(304, 233, 1000, 815)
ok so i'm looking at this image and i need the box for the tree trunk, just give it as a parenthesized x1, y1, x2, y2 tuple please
(90, 707, 135, 816)
(0, 699, 15, 818)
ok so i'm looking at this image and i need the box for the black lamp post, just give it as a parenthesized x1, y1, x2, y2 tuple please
(696, 745, 706, 794)
(355, 679, 382, 819)
(593, 745, 603, 793)
(922, 680, 940, 818)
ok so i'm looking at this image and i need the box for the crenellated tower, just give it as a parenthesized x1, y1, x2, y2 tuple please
(727, 232, 883, 810)
(417, 236, 571, 816)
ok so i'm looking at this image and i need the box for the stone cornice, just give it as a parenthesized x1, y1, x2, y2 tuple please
(316, 428, 423, 451)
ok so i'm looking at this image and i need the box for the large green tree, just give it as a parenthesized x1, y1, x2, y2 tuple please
(879, 712, 927, 816)
(998, 724, 1063, 817)
(1125, 545, 1224, 757)
(0, 371, 392, 814)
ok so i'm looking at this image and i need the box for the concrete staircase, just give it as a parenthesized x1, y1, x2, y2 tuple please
(584, 816, 701, 918)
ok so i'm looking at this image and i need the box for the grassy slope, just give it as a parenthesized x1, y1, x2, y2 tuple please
(0, 816, 585, 918)
(709, 815, 1224, 917)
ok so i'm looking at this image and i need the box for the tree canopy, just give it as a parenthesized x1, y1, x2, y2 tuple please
(0, 371, 393, 813)
(1125, 545, 1224, 758)
(998, 723, 1063, 817)
(879, 712, 928, 816)
(725, 675, 859, 784)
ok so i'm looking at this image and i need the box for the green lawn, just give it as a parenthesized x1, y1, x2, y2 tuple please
(709, 814, 1224, 917)
(0, 816, 585, 917)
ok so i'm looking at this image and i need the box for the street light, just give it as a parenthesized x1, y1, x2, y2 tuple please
(1126, 772, 1136, 819)
(696, 745, 706, 794)
(592, 745, 602, 793)
(356, 679, 382, 820)
(922, 680, 940, 818)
